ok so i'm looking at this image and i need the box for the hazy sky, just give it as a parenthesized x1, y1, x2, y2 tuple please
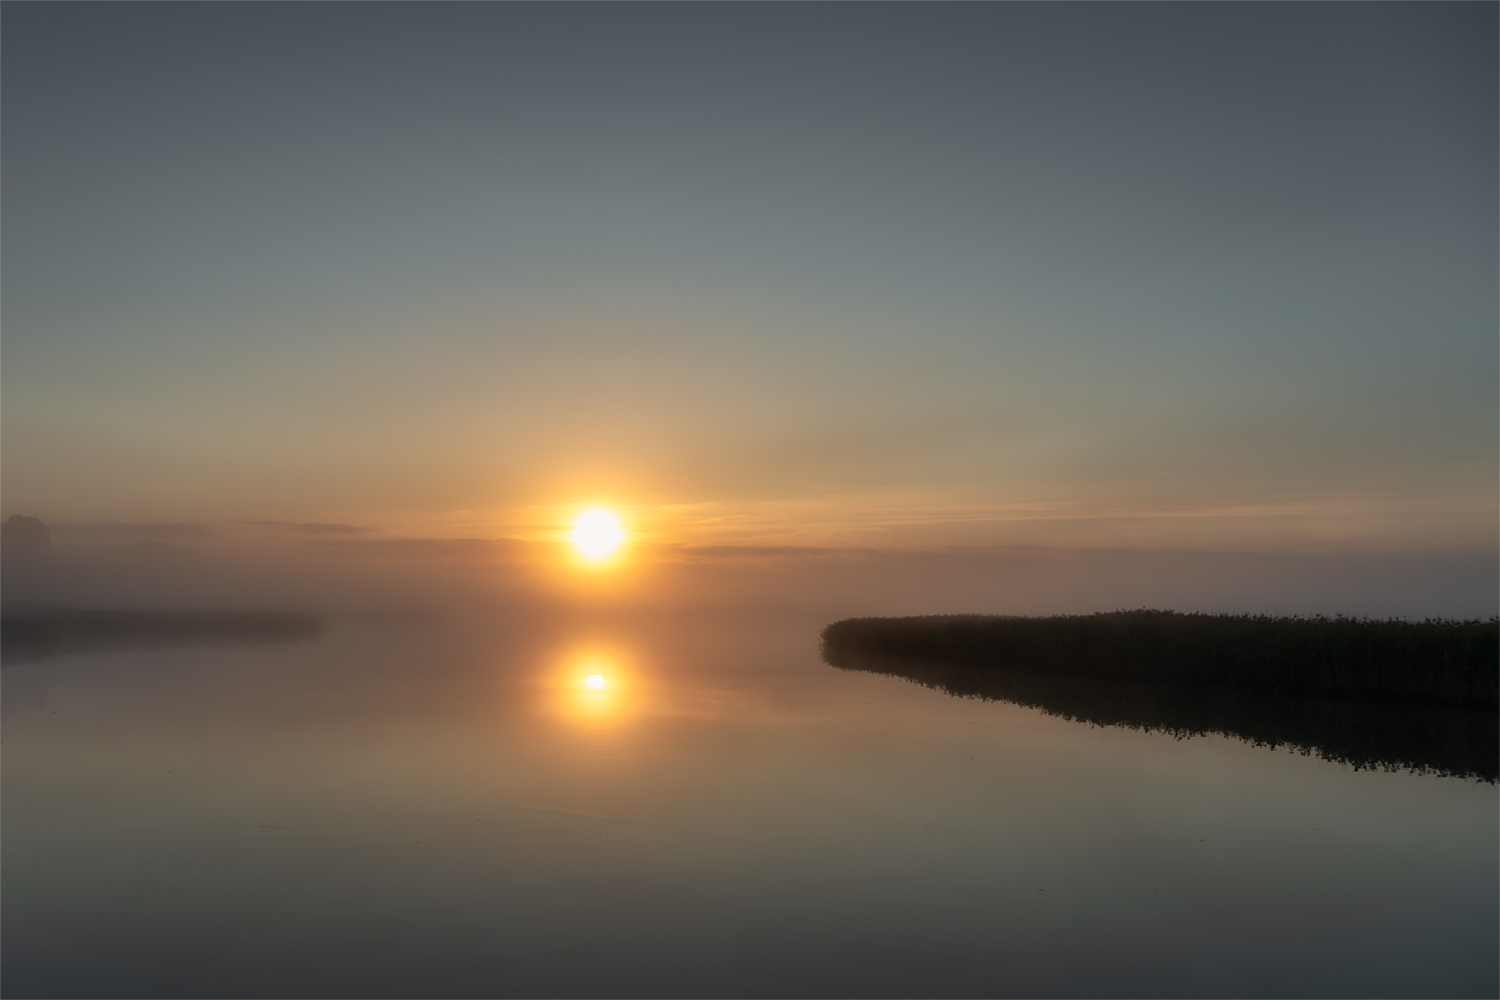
(4, 3, 1495, 553)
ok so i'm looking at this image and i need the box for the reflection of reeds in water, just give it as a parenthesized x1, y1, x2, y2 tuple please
(1, 609, 323, 665)
(826, 649, 1498, 782)
(822, 611, 1499, 782)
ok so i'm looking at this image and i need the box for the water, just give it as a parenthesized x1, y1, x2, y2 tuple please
(4, 613, 1496, 998)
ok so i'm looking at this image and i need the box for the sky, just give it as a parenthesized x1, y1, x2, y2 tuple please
(3, 4, 1496, 586)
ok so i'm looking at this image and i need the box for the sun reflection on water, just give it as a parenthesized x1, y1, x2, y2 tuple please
(549, 647, 638, 728)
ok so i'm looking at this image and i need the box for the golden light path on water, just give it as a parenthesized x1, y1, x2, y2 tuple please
(545, 642, 638, 730)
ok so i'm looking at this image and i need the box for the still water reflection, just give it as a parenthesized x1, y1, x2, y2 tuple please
(4, 614, 1496, 998)
(824, 649, 1499, 782)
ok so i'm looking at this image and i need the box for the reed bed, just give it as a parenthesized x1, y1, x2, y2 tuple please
(821, 610, 1498, 708)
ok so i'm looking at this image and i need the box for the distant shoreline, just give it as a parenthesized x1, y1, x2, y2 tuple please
(822, 610, 1499, 709)
(1, 608, 322, 665)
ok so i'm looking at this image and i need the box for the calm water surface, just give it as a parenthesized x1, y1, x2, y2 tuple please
(4, 613, 1496, 998)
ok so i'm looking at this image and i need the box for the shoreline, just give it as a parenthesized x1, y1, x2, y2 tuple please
(821, 610, 1499, 709)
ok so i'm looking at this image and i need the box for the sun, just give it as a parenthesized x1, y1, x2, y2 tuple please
(569, 508, 626, 560)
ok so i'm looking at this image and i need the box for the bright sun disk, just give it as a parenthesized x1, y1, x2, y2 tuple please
(585, 674, 605, 689)
(570, 509, 626, 560)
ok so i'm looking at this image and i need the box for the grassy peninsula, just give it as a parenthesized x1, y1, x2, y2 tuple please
(822, 610, 1498, 708)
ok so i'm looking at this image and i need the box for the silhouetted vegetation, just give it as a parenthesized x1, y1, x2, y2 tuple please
(823, 610, 1498, 708)
(823, 611, 1498, 781)
(1, 514, 51, 551)
(1, 609, 322, 665)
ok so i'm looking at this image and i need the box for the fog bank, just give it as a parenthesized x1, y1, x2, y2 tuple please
(4, 517, 1494, 623)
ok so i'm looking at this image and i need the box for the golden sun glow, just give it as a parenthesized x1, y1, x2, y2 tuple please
(549, 649, 635, 728)
(569, 508, 626, 560)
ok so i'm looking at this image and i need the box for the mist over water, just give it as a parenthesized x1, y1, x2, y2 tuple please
(5, 513, 1498, 997)
(4, 603, 1497, 999)
(4, 515, 1496, 623)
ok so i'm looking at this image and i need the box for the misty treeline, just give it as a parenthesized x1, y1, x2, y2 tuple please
(0, 514, 529, 617)
(822, 610, 1499, 708)
(2, 516, 330, 665)
(1, 608, 323, 666)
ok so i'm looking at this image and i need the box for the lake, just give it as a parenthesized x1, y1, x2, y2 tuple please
(4, 612, 1496, 998)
